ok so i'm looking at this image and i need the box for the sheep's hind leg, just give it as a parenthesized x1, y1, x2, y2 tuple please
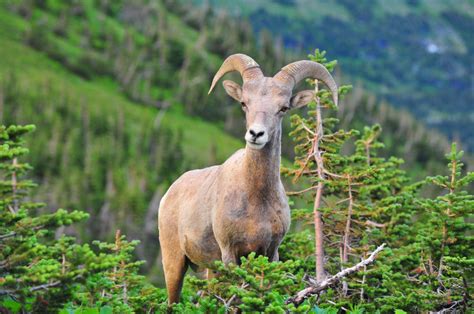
(206, 268, 218, 279)
(162, 248, 187, 305)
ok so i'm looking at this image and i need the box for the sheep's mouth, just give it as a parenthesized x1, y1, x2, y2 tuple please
(246, 141, 266, 150)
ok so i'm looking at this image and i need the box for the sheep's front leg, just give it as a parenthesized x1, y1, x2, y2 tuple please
(271, 250, 279, 262)
(221, 249, 238, 265)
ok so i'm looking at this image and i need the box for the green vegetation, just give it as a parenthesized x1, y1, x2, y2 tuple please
(1, 124, 471, 312)
(0, 1, 247, 275)
(0, 125, 166, 312)
(192, 0, 474, 150)
(0, 3, 472, 311)
(280, 51, 473, 311)
(2, 47, 471, 311)
(167, 53, 472, 312)
(0, 124, 474, 313)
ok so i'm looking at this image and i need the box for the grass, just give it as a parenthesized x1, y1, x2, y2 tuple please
(0, 8, 243, 169)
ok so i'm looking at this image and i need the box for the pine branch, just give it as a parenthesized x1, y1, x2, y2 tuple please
(286, 243, 386, 306)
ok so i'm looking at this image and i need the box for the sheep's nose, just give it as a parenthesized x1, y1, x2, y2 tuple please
(245, 124, 268, 146)
(249, 129, 265, 139)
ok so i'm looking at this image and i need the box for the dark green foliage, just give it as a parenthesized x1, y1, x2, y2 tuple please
(7, 0, 289, 121)
(0, 0, 472, 310)
(204, 0, 474, 150)
(174, 254, 310, 313)
(151, 51, 472, 312)
(64, 230, 166, 312)
(0, 63, 472, 312)
(395, 143, 473, 311)
(0, 72, 188, 273)
(4, 0, 459, 168)
(280, 51, 473, 312)
(1, 1, 467, 277)
(0, 125, 166, 312)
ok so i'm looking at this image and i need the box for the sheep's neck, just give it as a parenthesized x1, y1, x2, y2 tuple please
(244, 127, 281, 193)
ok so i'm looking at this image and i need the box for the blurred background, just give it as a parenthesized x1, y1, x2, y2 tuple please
(1, 0, 472, 284)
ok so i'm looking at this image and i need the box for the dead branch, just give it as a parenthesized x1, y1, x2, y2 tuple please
(286, 186, 318, 196)
(312, 80, 326, 283)
(364, 220, 387, 228)
(286, 243, 386, 306)
(30, 280, 61, 292)
(0, 231, 17, 240)
(300, 121, 315, 136)
(1, 280, 61, 296)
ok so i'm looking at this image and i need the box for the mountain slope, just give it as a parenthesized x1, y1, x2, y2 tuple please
(1, 0, 471, 281)
(190, 0, 474, 151)
(0, 5, 243, 277)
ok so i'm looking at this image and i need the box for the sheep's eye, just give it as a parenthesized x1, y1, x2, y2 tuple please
(279, 106, 289, 113)
(241, 102, 247, 109)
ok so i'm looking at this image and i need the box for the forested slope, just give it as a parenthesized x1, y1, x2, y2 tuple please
(191, 0, 474, 150)
(0, 2, 244, 276)
(0, 0, 469, 278)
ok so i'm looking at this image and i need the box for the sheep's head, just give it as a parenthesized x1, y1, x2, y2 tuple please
(208, 54, 338, 150)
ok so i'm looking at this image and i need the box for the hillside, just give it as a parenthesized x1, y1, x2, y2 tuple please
(0, 2, 472, 312)
(190, 0, 474, 151)
(0, 0, 469, 280)
(0, 3, 244, 277)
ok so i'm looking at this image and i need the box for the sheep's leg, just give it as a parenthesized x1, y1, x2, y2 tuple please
(222, 249, 238, 265)
(271, 250, 279, 262)
(206, 268, 218, 279)
(162, 248, 187, 305)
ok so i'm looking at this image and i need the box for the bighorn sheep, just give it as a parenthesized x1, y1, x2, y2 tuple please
(158, 53, 338, 304)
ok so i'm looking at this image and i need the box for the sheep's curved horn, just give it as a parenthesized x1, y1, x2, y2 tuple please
(274, 61, 338, 106)
(208, 54, 263, 94)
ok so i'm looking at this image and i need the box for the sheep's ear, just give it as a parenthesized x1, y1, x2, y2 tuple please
(223, 80, 242, 102)
(290, 90, 315, 109)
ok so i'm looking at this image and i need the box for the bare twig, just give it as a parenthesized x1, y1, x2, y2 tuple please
(360, 256, 367, 302)
(327, 300, 348, 312)
(433, 300, 465, 313)
(286, 185, 318, 196)
(286, 243, 386, 306)
(61, 254, 66, 275)
(1, 280, 62, 296)
(153, 101, 171, 130)
(0, 289, 15, 296)
(0, 231, 16, 240)
(293, 153, 314, 182)
(30, 280, 61, 292)
(341, 175, 353, 295)
(214, 293, 237, 313)
(300, 122, 315, 136)
(323, 168, 346, 179)
(364, 220, 387, 228)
